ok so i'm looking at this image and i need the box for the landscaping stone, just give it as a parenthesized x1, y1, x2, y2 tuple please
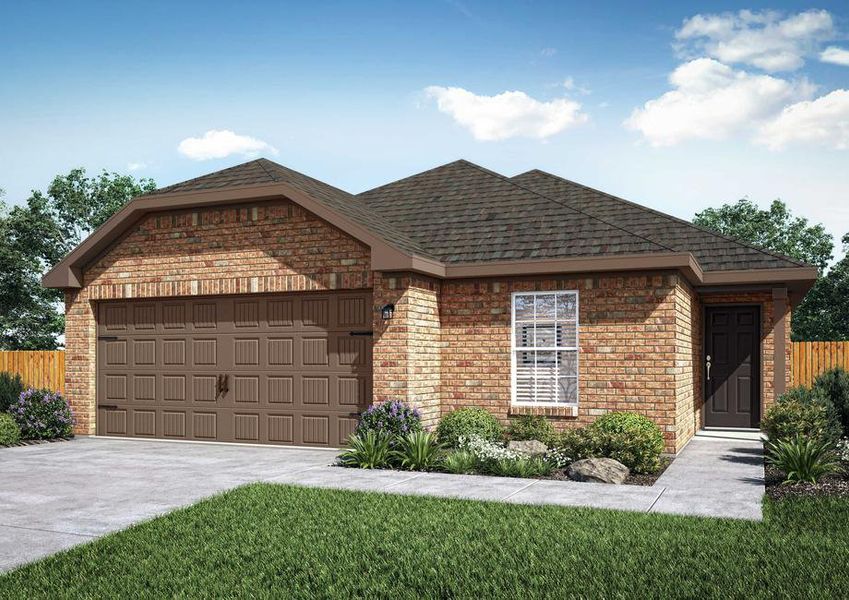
(507, 440, 548, 457)
(568, 458, 629, 484)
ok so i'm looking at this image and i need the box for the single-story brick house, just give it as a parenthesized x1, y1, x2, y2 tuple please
(43, 159, 817, 452)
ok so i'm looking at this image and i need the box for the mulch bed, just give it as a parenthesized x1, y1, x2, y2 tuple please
(1, 436, 74, 449)
(765, 464, 849, 501)
(543, 456, 673, 486)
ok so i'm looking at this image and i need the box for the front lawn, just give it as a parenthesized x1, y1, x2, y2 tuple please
(2, 485, 849, 598)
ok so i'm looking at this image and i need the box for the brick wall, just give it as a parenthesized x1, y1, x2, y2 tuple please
(372, 273, 442, 427)
(439, 272, 684, 451)
(66, 199, 372, 435)
(673, 280, 701, 450)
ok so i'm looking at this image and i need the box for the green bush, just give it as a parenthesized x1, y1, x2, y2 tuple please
(0, 413, 21, 446)
(0, 372, 24, 413)
(441, 450, 477, 474)
(393, 431, 443, 471)
(506, 415, 556, 445)
(761, 386, 842, 443)
(587, 412, 665, 474)
(551, 428, 596, 463)
(436, 407, 503, 448)
(767, 436, 840, 484)
(813, 367, 849, 436)
(337, 431, 393, 469)
(484, 455, 554, 478)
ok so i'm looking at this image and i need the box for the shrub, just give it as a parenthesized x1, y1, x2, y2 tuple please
(10, 388, 73, 440)
(337, 430, 393, 469)
(485, 455, 554, 478)
(767, 436, 840, 484)
(442, 450, 477, 474)
(393, 431, 443, 471)
(506, 415, 556, 445)
(550, 428, 596, 464)
(587, 412, 665, 474)
(356, 400, 422, 438)
(437, 407, 503, 448)
(761, 386, 841, 443)
(0, 413, 21, 446)
(813, 367, 849, 436)
(0, 372, 24, 413)
(544, 446, 574, 469)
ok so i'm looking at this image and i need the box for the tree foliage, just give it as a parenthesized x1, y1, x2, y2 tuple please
(694, 198, 846, 341)
(694, 198, 833, 272)
(792, 235, 849, 341)
(0, 170, 156, 349)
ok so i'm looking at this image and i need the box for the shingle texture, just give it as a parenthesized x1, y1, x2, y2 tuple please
(152, 158, 806, 272)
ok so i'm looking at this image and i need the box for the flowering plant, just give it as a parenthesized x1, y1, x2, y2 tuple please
(544, 447, 573, 469)
(458, 434, 520, 461)
(356, 400, 422, 438)
(838, 438, 849, 463)
(10, 388, 74, 440)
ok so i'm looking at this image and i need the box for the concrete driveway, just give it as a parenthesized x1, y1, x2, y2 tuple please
(0, 437, 336, 572)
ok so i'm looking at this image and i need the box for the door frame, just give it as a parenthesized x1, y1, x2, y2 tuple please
(700, 303, 762, 429)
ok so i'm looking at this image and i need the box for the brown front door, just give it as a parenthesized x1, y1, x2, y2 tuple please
(704, 306, 760, 428)
(96, 291, 373, 447)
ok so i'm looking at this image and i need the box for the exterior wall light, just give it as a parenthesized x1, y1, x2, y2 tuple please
(381, 303, 395, 320)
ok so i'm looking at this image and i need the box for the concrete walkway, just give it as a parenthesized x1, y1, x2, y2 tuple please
(0, 434, 764, 573)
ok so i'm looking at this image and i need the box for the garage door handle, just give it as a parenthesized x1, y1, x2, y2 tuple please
(100, 405, 118, 410)
(349, 331, 374, 336)
(98, 336, 119, 341)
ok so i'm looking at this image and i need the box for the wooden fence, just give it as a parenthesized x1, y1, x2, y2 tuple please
(0, 351, 65, 393)
(792, 341, 849, 387)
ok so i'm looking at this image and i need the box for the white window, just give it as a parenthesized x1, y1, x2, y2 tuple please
(511, 291, 579, 405)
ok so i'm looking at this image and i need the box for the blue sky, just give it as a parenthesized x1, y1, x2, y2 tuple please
(1, 1, 848, 257)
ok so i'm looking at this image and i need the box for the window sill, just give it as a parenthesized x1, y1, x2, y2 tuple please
(509, 404, 578, 418)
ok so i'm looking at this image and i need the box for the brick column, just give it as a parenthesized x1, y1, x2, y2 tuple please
(64, 288, 97, 435)
(372, 272, 442, 428)
(773, 287, 788, 398)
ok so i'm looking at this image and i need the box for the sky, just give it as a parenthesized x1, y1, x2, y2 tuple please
(1, 1, 848, 259)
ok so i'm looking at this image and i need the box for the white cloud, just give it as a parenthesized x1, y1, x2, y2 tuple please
(177, 129, 278, 161)
(676, 9, 834, 71)
(424, 86, 587, 141)
(757, 89, 849, 150)
(563, 77, 591, 95)
(540, 47, 557, 57)
(127, 161, 147, 171)
(821, 46, 849, 66)
(624, 58, 815, 147)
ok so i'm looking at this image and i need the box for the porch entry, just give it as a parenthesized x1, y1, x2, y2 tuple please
(704, 305, 761, 428)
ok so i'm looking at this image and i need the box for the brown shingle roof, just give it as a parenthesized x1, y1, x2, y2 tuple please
(509, 169, 808, 271)
(152, 158, 807, 271)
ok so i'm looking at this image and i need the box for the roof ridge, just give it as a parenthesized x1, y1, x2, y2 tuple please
(522, 169, 810, 269)
(357, 159, 471, 196)
(459, 163, 678, 254)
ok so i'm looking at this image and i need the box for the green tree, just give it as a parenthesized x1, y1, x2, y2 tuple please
(0, 170, 156, 349)
(792, 235, 849, 341)
(694, 198, 833, 272)
(693, 198, 841, 341)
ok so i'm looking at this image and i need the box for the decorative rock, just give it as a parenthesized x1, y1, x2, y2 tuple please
(568, 457, 629, 484)
(507, 439, 548, 457)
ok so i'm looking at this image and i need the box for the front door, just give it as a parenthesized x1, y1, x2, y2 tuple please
(704, 306, 760, 428)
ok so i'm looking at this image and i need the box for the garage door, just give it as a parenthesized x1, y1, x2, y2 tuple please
(96, 291, 372, 447)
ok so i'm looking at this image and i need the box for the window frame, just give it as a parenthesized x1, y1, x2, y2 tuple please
(510, 290, 580, 407)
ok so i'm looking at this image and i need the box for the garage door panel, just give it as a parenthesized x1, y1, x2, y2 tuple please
(97, 291, 372, 446)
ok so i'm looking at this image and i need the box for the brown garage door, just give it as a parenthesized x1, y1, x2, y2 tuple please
(96, 291, 372, 447)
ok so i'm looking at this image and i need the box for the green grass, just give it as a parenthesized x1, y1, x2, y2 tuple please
(2, 485, 849, 598)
